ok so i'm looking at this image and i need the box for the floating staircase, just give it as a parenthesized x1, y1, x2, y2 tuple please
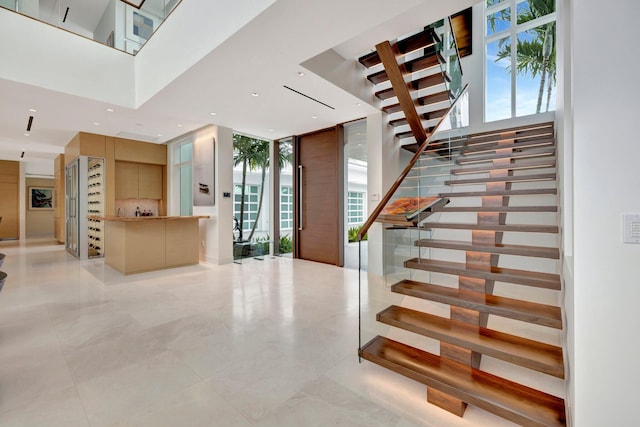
(358, 26, 456, 142)
(356, 20, 566, 424)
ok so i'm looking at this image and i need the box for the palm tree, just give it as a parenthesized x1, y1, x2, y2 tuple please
(233, 134, 265, 241)
(247, 140, 293, 241)
(232, 135, 293, 242)
(492, 0, 556, 113)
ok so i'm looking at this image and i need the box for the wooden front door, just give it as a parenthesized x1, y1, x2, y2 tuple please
(294, 127, 343, 266)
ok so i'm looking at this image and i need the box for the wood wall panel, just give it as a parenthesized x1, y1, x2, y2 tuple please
(0, 160, 19, 239)
(114, 138, 166, 165)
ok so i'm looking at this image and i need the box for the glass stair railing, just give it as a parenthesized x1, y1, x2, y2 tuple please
(357, 84, 469, 352)
(0, 0, 181, 55)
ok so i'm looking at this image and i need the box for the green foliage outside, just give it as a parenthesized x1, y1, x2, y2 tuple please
(279, 234, 293, 254)
(348, 225, 367, 243)
(232, 136, 293, 242)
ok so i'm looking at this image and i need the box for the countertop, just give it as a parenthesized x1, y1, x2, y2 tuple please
(88, 215, 210, 222)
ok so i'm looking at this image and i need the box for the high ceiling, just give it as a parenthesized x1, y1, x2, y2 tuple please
(0, 0, 476, 173)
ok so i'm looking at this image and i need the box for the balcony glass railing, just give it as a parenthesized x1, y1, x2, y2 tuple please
(434, 16, 464, 100)
(357, 85, 469, 356)
(0, 0, 181, 55)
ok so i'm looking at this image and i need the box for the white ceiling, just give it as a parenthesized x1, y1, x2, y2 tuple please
(0, 0, 476, 170)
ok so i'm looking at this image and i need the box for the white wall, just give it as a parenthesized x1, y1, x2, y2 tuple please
(169, 124, 234, 264)
(0, 7, 135, 108)
(94, 0, 116, 47)
(134, 0, 276, 106)
(190, 125, 234, 265)
(571, 1, 640, 425)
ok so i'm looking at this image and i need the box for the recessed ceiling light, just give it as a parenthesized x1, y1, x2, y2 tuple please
(93, 122, 100, 126)
(251, 92, 259, 97)
(311, 115, 318, 119)
(269, 128, 274, 132)
(24, 133, 30, 136)
(28, 108, 37, 113)
(209, 112, 217, 116)
(177, 124, 183, 127)
(106, 108, 114, 112)
(297, 71, 305, 77)
(356, 103, 362, 107)
(157, 133, 162, 137)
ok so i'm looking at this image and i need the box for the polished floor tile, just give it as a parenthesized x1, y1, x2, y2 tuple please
(0, 239, 518, 426)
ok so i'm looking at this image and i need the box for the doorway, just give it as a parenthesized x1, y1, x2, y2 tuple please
(294, 126, 344, 266)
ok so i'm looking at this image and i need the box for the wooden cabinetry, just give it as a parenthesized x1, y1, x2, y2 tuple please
(138, 163, 163, 199)
(0, 160, 19, 239)
(115, 161, 163, 199)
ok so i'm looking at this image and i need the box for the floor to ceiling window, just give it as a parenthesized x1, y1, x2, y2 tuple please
(485, 0, 556, 121)
(173, 139, 193, 216)
(232, 134, 271, 245)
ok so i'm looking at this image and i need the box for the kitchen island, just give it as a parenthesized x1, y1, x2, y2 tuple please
(89, 215, 209, 275)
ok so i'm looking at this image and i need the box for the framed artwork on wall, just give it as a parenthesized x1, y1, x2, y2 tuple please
(193, 137, 215, 206)
(125, 5, 158, 45)
(29, 187, 54, 210)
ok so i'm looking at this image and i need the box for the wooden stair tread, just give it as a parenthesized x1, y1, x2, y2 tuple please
(383, 90, 452, 114)
(456, 146, 556, 165)
(396, 126, 438, 140)
(389, 108, 451, 127)
(438, 188, 558, 198)
(451, 158, 556, 175)
(360, 336, 566, 427)
(378, 305, 564, 377)
(464, 127, 555, 148)
(420, 222, 559, 233)
(431, 205, 557, 213)
(358, 28, 439, 68)
(392, 280, 562, 329)
(368, 50, 443, 85)
(461, 137, 555, 156)
(414, 238, 560, 259)
(404, 258, 561, 289)
(403, 122, 555, 153)
(445, 173, 556, 186)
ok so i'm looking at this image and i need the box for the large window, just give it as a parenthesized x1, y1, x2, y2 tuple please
(234, 184, 260, 232)
(347, 191, 365, 225)
(173, 140, 193, 216)
(485, 0, 556, 121)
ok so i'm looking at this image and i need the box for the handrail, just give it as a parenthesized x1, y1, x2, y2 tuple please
(448, 16, 464, 76)
(356, 83, 469, 241)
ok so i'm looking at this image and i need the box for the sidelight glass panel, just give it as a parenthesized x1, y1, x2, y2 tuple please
(232, 134, 273, 260)
(276, 138, 294, 256)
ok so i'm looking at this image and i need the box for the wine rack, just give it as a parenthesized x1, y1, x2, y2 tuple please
(87, 158, 104, 258)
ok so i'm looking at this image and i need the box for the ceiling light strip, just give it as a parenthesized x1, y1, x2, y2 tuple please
(282, 85, 335, 110)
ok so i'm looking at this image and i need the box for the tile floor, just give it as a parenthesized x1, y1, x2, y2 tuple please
(0, 239, 517, 427)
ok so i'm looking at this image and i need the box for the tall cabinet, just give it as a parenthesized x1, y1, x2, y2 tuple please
(62, 132, 167, 260)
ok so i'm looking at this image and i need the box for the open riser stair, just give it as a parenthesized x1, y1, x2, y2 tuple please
(357, 20, 464, 143)
(358, 108, 566, 425)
